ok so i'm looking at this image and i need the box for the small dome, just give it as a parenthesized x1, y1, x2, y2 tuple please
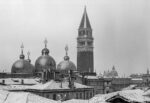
(11, 59, 35, 74)
(42, 48, 49, 55)
(110, 66, 118, 77)
(11, 44, 35, 74)
(57, 45, 76, 71)
(57, 59, 76, 71)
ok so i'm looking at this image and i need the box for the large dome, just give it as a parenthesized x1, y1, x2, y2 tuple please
(57, 56, 76, 71)
(35, 55, 56, 72)
(11, 59, 35, 74)
(35, 39, 56, 73)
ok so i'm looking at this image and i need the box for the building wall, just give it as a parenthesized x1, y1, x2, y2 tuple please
(24, 88, 94, 101)
(77, 51, 94, 73)
(111, 78, 131, 91)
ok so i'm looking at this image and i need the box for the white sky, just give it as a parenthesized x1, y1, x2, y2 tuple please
(0, 0, 150, 76)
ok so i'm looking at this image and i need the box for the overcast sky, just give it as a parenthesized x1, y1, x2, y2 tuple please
(0, 0, 150, 76)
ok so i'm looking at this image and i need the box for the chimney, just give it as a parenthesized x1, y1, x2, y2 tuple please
(21, 79, 24, 84)
(2, 79, 5, 84)
(68, 70, 75, 89)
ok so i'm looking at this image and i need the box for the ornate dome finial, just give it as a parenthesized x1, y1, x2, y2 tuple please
(27, 51, 31, 63)
(44, 38, 48, 48)
(147, 68, 149, 74)
(42, 38, 49, 55)
(64, 45, 69, 61)
(20, 43, 25, 59)
(65, 45, 68, 56)
(21, 43, 24, 54)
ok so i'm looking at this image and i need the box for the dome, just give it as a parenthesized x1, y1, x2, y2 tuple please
(57, 56, 76, 71)
(35, 39, 56, 73)
(35, 55, 56, 72)
(11, 44, 35, 74)
(57, 45, 76, 71)
(110, 66, 118, 77)
(11, 59, 35, 74)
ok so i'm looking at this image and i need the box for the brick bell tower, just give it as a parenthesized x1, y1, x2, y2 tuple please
(77, 7, 94, 73)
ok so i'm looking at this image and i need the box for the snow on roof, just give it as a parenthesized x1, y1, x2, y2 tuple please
(84, 76, 99, 79)
(0, 78, 39, 85)
(90, 89, 147, 103)
(131, 78, 143, 81)
(62, 99, 89, 103)
(3, 80, 92, 91)
(0, 90, 9, 103)
(29, 80, 92, 90)
(63, 99, 108, 103)
(122, 85, 137, 90)
(143, 89, 150, 96)
(0, 90, 57, 103)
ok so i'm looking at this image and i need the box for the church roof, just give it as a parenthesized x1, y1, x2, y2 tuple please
(2, 80, 92, 91)
(79, 7, 91, 29)
(0, 90, 57, 103)
(90, 89, 146, 103)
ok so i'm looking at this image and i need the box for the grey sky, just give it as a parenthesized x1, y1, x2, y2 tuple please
(0, 0, 150, 76)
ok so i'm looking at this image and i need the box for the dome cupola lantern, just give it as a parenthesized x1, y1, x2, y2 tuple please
(42, 38, 49, 55)
(27, 51, 31, 63)
(20, 43, 25, 59)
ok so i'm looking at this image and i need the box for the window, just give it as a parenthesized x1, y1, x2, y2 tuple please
(76, 93, 79, 99)
(53, 94, 56, 100)
(86, 92, 89, 99)
(46, 94, 49, 98)
(79, 42, 85, 46)
(90, 92, 92, 98)
(88, 42, 92, 46)
(80, 93, 82, 99)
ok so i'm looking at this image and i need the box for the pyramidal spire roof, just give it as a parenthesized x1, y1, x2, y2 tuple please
(79, 6, 91, 29)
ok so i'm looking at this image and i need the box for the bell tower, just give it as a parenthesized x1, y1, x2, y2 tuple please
(77, 7, 94, 73)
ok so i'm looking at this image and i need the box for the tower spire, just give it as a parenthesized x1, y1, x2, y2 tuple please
(79, 6, 91, 29)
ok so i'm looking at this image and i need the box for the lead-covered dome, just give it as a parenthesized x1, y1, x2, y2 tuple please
(11, 44, 35, 74)
(35, 39, 56, 73)
(57, 46, 76, 71)
(12, 59, 35, 74)
(57, 56, 76, 71)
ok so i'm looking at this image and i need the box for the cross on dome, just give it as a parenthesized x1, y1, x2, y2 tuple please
(27, 51, 30, 59)
(65, 45, 68, 56)
(21, 43, 24, 54)
(44, 38, 48, 48)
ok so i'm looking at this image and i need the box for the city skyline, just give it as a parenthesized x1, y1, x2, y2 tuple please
(0, 0, 150, 76)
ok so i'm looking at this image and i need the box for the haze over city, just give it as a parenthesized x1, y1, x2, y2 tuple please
(0, 0, 150, 76)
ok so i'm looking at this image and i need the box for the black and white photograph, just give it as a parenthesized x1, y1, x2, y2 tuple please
(0, 0, 150, 103)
